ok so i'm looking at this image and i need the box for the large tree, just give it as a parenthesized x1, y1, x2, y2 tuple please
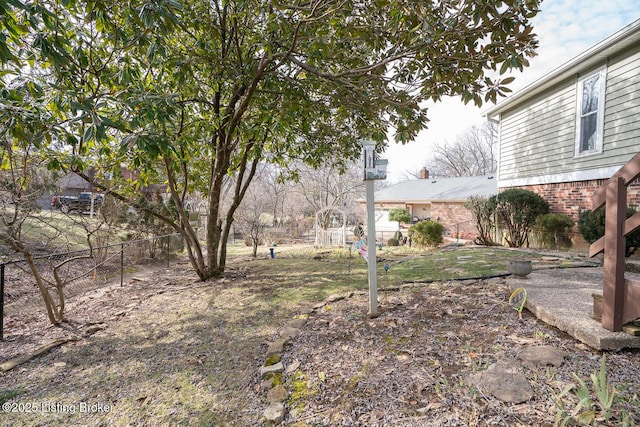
(0, 0, 540, 279)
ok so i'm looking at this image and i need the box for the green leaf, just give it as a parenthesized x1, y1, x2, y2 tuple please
(83, 125, 95, 143)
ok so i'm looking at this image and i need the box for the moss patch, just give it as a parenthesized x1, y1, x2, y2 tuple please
(265, 353, 281, 366)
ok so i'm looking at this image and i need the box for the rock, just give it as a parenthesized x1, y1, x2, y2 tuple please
(472, 360, 533, 404)
(326, 294, 346, 303)
(267, 384, 288, 403)
(266, 338, 287, 356)
(259, 362, 284, 379)
(85, 324, 106, 335)
(280, 326, 300, 340)
(263, 403, 285, 424)
(288, 318, 307, 329)
(285, 359, 301, 374)
(517, 345, 568, 367)
(300, 307, 315, 315)
(260, 379, 273, 391)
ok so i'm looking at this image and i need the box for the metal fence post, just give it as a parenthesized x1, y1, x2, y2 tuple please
(166, 234, 170, 268)
(1, 263, 4, 340)
(120, 242, 124, 287)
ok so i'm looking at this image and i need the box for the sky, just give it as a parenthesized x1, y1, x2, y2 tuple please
(383, 0, 640, 182)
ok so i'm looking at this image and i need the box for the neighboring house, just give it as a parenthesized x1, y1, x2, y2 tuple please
(486, 19, 640, 233)
(50, 167, 169, 210)
(42, 171, 98, 209)
(371, 170, 497, 240)
(56, 172, 96, 195)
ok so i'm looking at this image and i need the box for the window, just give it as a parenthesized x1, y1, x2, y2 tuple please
(575, 68, 606, 157)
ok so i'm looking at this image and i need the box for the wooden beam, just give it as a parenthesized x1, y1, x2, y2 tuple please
(589, 236, 604, 257)
(602, 177, 627, 332)
(623, 277, 640, 325)
(625, 212, 640, 236)
(592, 152, 640, 211)
(588, 212, 640, 258)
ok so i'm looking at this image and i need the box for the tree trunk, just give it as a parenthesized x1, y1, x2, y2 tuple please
(24, 253, 62, 325)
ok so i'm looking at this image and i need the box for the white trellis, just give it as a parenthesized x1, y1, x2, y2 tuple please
(184, 196, 209, 241)
(314, 207, 346, 247)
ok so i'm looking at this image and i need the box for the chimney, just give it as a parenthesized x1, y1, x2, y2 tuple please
(419, 167, 429, 179)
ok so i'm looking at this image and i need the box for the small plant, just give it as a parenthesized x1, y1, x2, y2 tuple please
(387, 237, 400, 246)
(408, 220, 444, 247)
(464, 195, 497, 246)
(553, 355, 634, 426)
(534, 213, 574, 250)
(0, 389, 22, 405)
(389, 208, 411, 225)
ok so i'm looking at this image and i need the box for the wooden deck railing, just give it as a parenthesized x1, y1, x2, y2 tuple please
(589, 152, 640, 331)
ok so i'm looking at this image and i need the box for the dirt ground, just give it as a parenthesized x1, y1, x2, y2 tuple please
(281, 281, 640, 426)
(0, 256, 639, 426)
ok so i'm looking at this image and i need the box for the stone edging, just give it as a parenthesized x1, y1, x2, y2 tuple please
(258, 292, 356, 424)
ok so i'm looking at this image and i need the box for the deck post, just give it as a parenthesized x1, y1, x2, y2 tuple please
(602, 177, 626, 331)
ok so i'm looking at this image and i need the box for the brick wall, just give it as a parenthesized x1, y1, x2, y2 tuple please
(430, 202, 477, 240)
(506, 178, 640, 226)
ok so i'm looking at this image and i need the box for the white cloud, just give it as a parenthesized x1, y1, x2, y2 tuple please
(383, 1, 640, 182)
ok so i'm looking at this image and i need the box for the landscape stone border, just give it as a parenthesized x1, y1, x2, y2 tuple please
(259, 292, 354, 424)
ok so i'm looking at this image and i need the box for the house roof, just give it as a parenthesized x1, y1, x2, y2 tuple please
(374, 175, 497, 203)
(485, 18, 640, 119)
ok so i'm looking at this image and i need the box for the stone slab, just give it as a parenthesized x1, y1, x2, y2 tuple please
(509, 267, 640, 351)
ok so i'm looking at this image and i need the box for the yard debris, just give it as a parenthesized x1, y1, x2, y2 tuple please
(0, 336, 79, 372)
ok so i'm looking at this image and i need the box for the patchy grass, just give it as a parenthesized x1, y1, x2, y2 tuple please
(242, 244, 583, 290)
(378, 246, 546, 282)
(0, 209, 125, 256)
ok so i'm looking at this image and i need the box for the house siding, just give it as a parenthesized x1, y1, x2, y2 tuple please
(498, 43, 640, 188)
(498, 84, 576, 182)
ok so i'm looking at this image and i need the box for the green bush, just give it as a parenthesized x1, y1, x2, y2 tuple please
(408, 220, 443, 247)
(387, 237, 400, 246)
(389, 208, 411, 224)
(464, 195, 497, 246)
(393, 230, 403, 240)
(534, 213, 574, 249)
(578, 208, 640, 257)
(578, 209, 604, 244)
(494, 189, 549, 248)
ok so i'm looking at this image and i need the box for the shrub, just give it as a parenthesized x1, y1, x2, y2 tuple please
(387, 237, 400, 246)
(394, 230, 403, 240)
(464, 195, 497, 246)
(408, 220, 443, 247)
(494, 189, 549, 248)
(578, 209, 605, 244)
(389, 208, 411, 225)
(578, 208, 640, 257)
(534, 213, 574, 249)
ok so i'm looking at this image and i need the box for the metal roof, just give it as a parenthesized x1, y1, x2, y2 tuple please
(374, 175, 497, 202)
(485, 18, 640, 119)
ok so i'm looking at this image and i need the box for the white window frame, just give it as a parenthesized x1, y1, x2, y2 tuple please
(574, 67, 607, 158)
